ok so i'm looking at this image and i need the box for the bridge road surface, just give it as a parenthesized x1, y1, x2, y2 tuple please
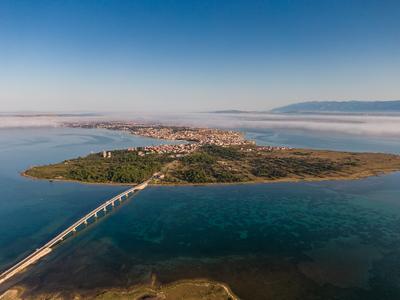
(0, 176, 154, 285)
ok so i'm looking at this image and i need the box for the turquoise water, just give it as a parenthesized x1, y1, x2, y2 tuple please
(0, 128, 173, 271)
(1, 127, 400, 299)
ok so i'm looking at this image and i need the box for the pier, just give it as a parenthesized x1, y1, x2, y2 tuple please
(0, 176, 154, 285)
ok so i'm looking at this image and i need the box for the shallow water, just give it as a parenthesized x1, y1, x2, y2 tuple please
(1, 127, 400, 299)
(0, 127, 173, 271)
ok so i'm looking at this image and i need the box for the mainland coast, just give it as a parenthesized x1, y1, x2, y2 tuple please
(1, 278, 239, 300)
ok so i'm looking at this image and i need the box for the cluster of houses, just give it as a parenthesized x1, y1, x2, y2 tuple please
(239, 145, 291, 153)
(69, 122, 290, 159)
(128, 143, 199, 157)
(257, 145, 291, 151)
(68, 121, 252, 147)
(102, 150, 112, 158)
(130, 127, 253, 146)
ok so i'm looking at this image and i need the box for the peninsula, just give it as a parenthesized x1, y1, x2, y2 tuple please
(24, 121, 400, 185)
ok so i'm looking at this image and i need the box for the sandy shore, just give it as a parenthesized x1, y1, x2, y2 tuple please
(1, 278, 239, 300)
(0, 287, 23, 300)
(93, 279, 239, 300)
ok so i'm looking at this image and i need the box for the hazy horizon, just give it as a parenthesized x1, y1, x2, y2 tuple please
(1, 0, 399, 112)
(2, 111, 400, 139)
(2, 98, 400, 114)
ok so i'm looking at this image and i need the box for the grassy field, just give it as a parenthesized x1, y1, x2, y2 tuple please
(24, 145, 400, 185)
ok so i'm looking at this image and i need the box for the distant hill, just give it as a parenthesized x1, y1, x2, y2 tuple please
(207, 110, 251, 114)
(271, 101, 400, 114)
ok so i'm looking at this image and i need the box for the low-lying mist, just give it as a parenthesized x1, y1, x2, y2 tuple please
(2, 112, 400, 138)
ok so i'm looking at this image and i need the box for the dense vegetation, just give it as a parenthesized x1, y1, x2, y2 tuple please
(25, 145, 400, 185)
(250, 157, 342, 178)
(166, 145, 400, 184)
(171, 145, 246, 183)
(26, 150, 173, 183)
(166, 145, 362, 184)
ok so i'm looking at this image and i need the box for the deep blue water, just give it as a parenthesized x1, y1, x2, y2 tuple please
(1, 127, 400, 299)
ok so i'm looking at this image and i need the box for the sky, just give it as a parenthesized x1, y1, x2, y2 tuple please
(0, 0, 399, 112)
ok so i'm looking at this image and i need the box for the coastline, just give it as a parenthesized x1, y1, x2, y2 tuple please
(34, 124, 399, 188)
(0, 123, 400, 299)
(93, 279, 240, 300)
(20, 168, 400, 188)
(2, 278, 240, 300)
(20, 171, 134, 187)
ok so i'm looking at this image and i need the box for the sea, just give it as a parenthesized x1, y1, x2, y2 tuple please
(1, 124, 400, 299)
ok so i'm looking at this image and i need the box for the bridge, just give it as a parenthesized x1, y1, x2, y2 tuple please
(0, 175, 156, 285)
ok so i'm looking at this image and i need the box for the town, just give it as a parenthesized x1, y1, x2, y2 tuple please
(67, 121, 253, 146)
(67, 121, 291, 156)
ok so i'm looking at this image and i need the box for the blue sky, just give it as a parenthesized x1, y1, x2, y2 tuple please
(0, 0, 399, 112)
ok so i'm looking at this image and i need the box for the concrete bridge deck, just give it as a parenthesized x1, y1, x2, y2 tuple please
(0, 177, 153, 285)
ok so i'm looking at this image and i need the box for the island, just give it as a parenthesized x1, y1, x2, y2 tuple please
(23, 121, 400, 185)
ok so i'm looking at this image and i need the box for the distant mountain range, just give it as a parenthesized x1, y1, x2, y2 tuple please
(209, 101, 400, 115)
(271, 100, 400, 114)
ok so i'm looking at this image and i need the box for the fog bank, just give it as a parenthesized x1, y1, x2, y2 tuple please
(2, 112, 400, 138)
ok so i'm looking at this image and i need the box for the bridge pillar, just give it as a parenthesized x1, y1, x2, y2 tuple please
(103, 207, 107, 212)
(84, 219, 88, 225)
(112, 201, 115, 207)
(94, 212, 98, 218)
